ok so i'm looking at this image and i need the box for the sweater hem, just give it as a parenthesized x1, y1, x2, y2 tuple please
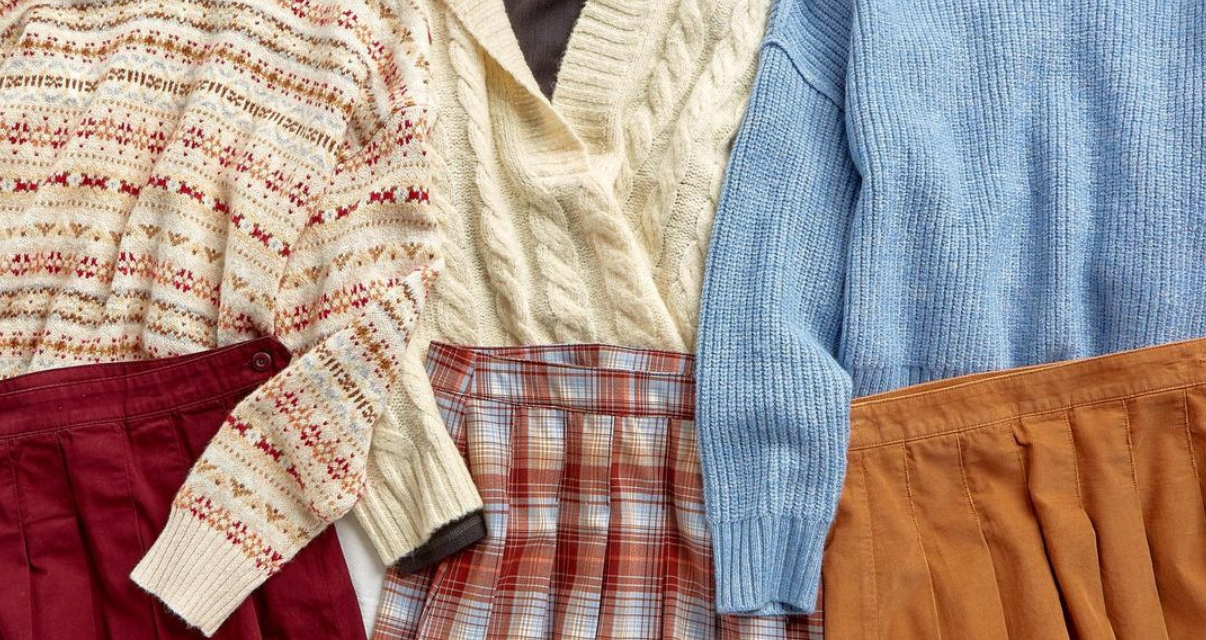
(710, 515, 827, 616)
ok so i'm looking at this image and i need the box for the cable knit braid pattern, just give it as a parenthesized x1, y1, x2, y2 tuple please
(361, 0, 770, 565)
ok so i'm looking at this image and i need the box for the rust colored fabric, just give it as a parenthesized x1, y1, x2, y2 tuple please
(823, 338, 1206, 640)
(0, 338, 366, 640)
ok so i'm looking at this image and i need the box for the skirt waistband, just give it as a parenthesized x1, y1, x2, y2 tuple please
(425, 342, 695, 419)
(0, 337, 291, 438)
(850, 336, 1206, 450)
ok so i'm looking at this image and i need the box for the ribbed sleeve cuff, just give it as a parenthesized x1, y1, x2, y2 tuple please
(354, 418, 484, 564)
(711, 515, 827, 616)
(130, 508, 268, 636)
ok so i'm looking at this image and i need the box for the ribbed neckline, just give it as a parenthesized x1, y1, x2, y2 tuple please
(441, 0, 652, 166)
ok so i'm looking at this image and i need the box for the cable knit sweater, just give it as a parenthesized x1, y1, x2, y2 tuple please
(0, 0, 482, 634)
(698, 0, 1206, 618)
(376, 0, 769, 487)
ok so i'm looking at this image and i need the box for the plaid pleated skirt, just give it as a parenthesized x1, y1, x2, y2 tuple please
(373, 343, 824, 640)
(826, 337, 1206, 639)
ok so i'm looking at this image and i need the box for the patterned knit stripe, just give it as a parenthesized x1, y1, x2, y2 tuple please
(4, 0, 449, 627)
(5, 1, 371, 76)
(1, 0, 430, 148)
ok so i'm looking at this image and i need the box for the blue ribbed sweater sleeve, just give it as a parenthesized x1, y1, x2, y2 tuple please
(696, 9, 859, 615)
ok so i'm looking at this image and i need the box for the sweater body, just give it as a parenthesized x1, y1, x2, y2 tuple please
(375, 0, 770, 516)
(699, 0, 1206, 617)
(0, 0, 482, 633)
(415, 0, 769, 350)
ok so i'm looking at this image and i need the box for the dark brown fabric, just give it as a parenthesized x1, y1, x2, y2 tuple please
(502, 0, 587, 97)
(392, 511, 487, 575)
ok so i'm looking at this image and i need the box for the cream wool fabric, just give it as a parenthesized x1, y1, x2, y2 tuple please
(356, 0, 770, 566)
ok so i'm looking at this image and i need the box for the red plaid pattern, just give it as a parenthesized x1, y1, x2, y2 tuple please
(372, 343, 824, 640)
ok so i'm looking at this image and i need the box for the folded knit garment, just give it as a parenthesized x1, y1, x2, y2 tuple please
(698, 0, 1206, 617)
(0, 1, 481, 633)
(376, 0, 770, 598)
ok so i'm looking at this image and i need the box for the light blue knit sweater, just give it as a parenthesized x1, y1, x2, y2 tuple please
(698, 0, 1206, 616)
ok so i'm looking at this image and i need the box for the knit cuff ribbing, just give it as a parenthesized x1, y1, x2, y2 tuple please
(131, 508, 268, 636)
(353, 415, 483, 565)
(711, 515, 827, 616)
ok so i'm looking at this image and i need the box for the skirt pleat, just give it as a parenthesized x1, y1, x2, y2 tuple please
(493, 405, 564, 639)
(960, 424, 1069, 640)
(125, 411, 203, 640)
(1068, 401, 1167, 639)
(0, 440, 33, 640)
(821, 453, 872, 640)
(552, 411, 612, 640)
(862, 444, 942, 640)
(60, 423, 161, 640)
(599, 414, 667, 640)
(907, 434, 1011, 640)
(1127, 391, 1206, 635)
(15, 431, 100, 640)
(1016, 411, 1116, 640)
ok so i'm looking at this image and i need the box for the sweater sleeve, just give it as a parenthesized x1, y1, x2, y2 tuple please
(128, 22, 455, 635)
(129, 104, 444, 635)
(695, 27, 860, 616)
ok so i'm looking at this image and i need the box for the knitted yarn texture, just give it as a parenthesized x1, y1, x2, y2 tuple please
(699, 0, 1206, 618)
(372, 0, 771, 558)
(0, 0, 481, 633)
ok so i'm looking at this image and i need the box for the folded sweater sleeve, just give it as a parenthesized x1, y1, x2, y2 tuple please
(129, 20, 453, 633)
(696, 21, 860, 616)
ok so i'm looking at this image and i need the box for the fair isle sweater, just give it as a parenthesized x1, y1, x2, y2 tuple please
(0, 0, 481, 634)
(376, 0, 769, 522)
(698, 0, 1206, 617)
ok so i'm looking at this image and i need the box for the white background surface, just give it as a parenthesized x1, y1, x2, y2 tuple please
(335, 517, 388, 635)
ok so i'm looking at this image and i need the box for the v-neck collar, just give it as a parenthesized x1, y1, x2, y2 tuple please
(441, 0, 652, 162)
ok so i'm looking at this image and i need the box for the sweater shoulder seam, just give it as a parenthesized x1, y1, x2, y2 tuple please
(761, 38, 844, 112)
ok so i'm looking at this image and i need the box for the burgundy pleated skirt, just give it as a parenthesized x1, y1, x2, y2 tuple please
(0, 338, 366, 640)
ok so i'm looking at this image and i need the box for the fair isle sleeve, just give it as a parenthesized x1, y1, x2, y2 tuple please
(129, 15, 453, 637)
(695, 0, 859, 618)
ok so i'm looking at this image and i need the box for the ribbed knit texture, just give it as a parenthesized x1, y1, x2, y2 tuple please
(364, 0, 772, 562)
(698, 0, 1206, 617)
(0, 0, 481, 632)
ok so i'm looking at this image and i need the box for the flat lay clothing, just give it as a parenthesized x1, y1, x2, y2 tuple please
(373, 343, 826, 640)
(0, 339, 366, 640)
(501, 0, 588, 96)
(826, 338, 1206, 640)
(697, 0, 1206, 616)
(0, 0, 481, 633)
(380, 0, 771, 570)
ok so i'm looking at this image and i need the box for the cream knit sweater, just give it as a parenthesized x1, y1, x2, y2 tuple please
(362, 0, 770, 560)
(0, 0, 482, 633)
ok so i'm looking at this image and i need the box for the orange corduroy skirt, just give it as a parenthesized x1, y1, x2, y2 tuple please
(824, 338, 1206, 640)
